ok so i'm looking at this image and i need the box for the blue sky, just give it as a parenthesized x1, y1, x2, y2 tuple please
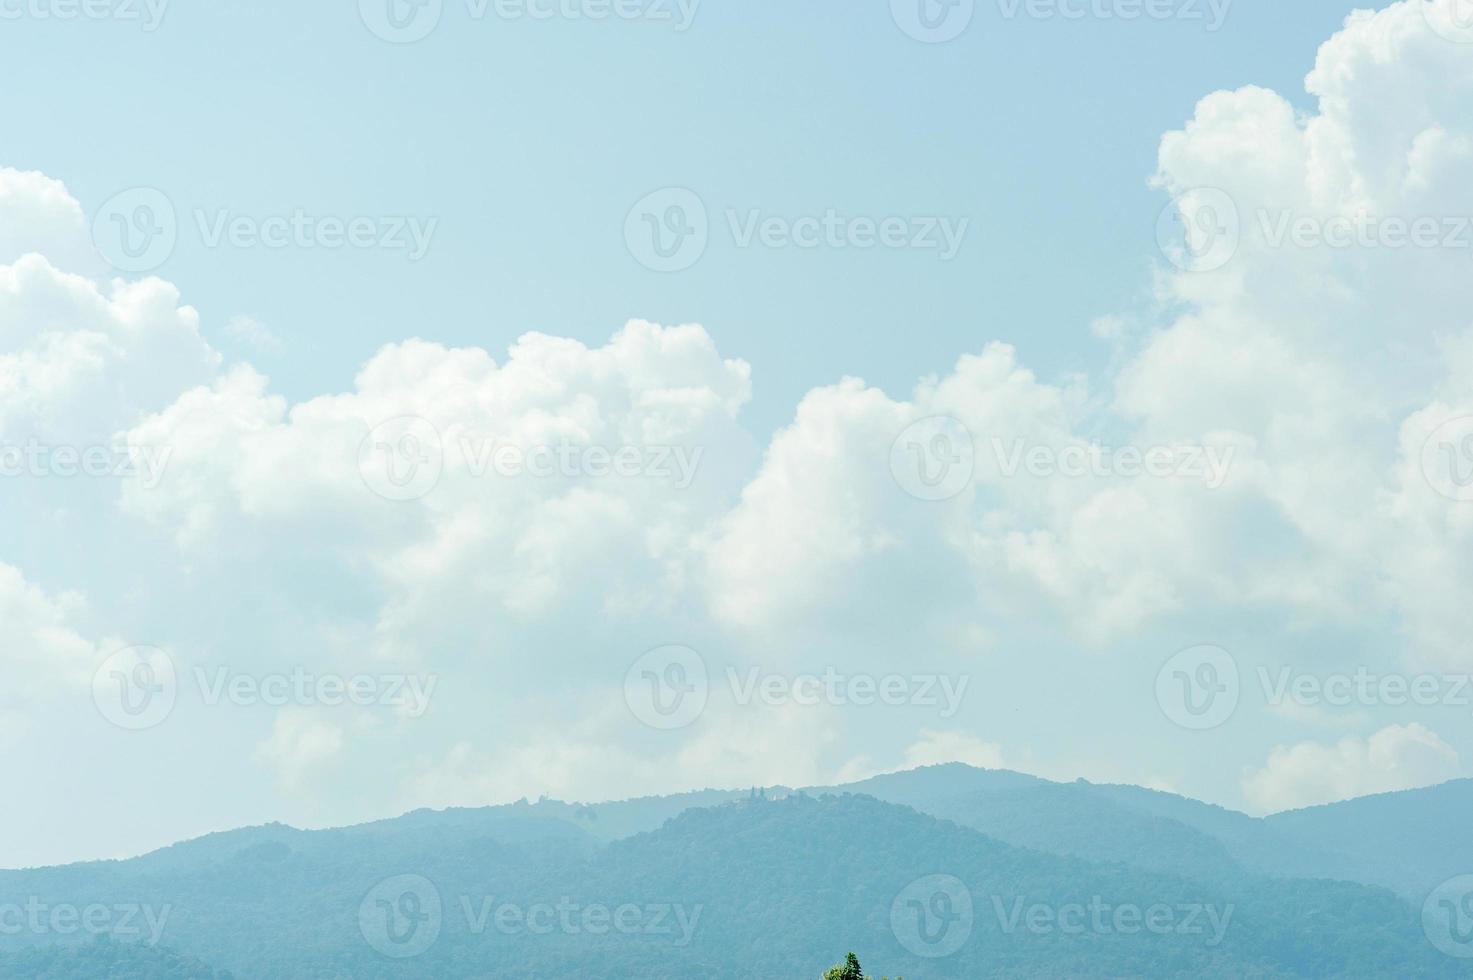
(5, 0, 1473, 869)
(8, 0, 1360, 431)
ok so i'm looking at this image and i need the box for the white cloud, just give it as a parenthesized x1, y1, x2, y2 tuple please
(6, 2, 1473, 853)
(223, 314, 282, 352)
(78, 1, 1473, 670)
(1242, 723, 1462, 813)
(0, 255, 220, 442)
(0, 167, 94, 272)
(0, 562, 115, 698)
(405, 699, 848, 810)
(902, 729, 1008, 770)
(0, 168, 221, 443)
(120, 322, 754, 664)
(254, 708, 346, 789)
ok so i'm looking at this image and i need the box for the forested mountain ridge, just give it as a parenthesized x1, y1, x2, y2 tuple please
(2, 786, 1467, 979)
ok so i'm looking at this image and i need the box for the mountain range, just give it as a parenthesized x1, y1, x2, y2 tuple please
(3, 765, 1468, 978)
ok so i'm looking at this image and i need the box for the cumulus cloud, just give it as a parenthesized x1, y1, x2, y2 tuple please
(0, 562, 116, 699)
(80, 3, 1473, 668)
(1242, 723, 1462, 813)
(902, 729, 1008, 770)
(405, 698, 849, 810)
(0, 167, 95, 272)
(5, 1, 1473, 845)
(223, 314, 281, 352)
(254, 708, 347, 789)
(120, 321, 754, 665)
(1, 168, 221, 443)
(0, 258, 220, 443)
(1133, 0, 1473, 668)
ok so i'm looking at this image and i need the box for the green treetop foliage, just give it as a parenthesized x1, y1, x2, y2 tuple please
(824, 952, 903, 980)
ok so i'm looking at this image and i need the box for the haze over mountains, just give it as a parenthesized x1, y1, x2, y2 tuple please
(3, 765, 1470, 978)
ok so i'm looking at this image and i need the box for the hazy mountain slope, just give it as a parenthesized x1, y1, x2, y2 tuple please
(1079, 783, 1374, 885)
(71, 809, 601, 882)
(821, 765, 1457, 899)
(0, 936, 235, 979)
(1263, 779, 1473, 899)
(525, 787, 778, 841)
(904, 782, 1246, 880)
(817, 763, 1046, 802)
